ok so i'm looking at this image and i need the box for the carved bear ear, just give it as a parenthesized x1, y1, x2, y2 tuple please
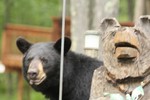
(16, 37, 32, 54)
(54, 37, 71, 55)
(134, 15, 150, 38)
(99, 18, 120, 34)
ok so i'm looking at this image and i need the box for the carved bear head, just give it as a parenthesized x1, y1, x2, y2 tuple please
(99, 16, 150, 80)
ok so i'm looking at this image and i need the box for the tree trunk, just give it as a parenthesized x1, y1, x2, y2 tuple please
(66, 0, 70, 16)
(92, 0, 119, 60)
(145, 0, 150, 14)
(92, 0, 119, 29)
(70, 0, 90, 53)
(3, 0, 13, 26)
(127, 0, 134, 21)
(70, 0, 119, 56)
(134, 0, 145, 21)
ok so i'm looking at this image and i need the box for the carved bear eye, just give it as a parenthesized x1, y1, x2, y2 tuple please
(111, 31, 116, 37)
(134, 29, 140, 35)
(40, 57, 48, 64)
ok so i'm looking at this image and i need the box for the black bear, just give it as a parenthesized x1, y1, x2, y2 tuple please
(16, 37, 102, 100)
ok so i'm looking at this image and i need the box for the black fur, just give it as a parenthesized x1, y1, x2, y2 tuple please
(16, 37, 103, 100)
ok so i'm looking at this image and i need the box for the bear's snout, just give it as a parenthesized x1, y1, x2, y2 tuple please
(27, 59, 47, 85)
(27, 70, 38, 80)
(113, 28, 140, 63)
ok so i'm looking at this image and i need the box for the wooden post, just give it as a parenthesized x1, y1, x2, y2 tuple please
(17, 71, 23, 100)
(51, 17, 71, 41)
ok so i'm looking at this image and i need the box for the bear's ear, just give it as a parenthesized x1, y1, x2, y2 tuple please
(16, 37, 32, 54)
(134, 15, 150, 38)
(54, 37, 71, 55)
(99, 18, 120, 34)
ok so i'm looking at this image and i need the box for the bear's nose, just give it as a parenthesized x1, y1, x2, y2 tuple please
(27, 71, 38, 79)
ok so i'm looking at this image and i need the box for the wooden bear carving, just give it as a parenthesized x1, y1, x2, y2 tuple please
(90, 16, 150, 100)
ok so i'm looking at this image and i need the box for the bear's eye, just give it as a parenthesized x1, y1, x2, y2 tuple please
(27, 57, 33, 63)
(40, 57, 48, 64)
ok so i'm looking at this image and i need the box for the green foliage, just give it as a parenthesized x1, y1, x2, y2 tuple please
(118, 0, 129, 21)
(0, 0, 60, 59)
(0, 73, 18, 100)
(0, 0, 4, 26)
(0, 73, 7, 92)
(7, 0, 61, 27)
(30, 90, 45, 100)
(0, 73, 45, 100)
(118, 0, 135, 22)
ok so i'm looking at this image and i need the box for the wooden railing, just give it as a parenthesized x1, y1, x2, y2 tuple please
(1, 24, 54, 71)
(120, 22, 134, 27)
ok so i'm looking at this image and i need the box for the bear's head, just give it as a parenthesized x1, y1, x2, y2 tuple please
(99, 16, 150, 80)
(16, 37, 71, 90)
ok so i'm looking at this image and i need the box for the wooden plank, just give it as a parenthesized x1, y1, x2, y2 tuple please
(17, 71, 23, 100)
